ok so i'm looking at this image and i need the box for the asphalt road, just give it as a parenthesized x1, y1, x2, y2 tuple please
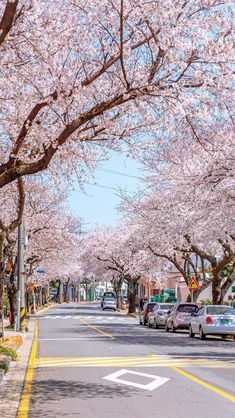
(27, 302, 235, 418)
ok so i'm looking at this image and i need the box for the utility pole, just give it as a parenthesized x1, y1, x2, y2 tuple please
(16, 222, 26, 332)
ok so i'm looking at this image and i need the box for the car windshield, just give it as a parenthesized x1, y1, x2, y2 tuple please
(207, 306, 235, 315)
(103, 292, 115, 298)
(177, 304, 198, 313)
(160, 304, 172, 310)
(148, 303, 156, 311)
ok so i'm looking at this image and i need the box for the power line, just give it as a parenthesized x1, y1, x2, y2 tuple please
(96, 167, 142, 180)
(85, 182, 119, 191)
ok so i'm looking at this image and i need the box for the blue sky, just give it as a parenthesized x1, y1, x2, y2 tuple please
(67, 153, 142, 230)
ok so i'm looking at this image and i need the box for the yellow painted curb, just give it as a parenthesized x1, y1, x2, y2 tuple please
(17, 320, 38, 418)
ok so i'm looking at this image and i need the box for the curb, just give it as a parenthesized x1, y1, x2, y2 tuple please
(0, 319, 35, 418)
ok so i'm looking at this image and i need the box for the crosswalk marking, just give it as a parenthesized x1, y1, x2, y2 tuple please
(35, 356, 235, 369)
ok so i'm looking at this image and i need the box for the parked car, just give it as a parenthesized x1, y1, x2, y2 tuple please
(139, 302, 156, 326)
(147, 303, 174, 328)
(189, 305, 235, 340)
(103, 298, 117, 311)
(165, 303, 198, 332)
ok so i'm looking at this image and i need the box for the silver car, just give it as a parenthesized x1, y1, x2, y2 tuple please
(103, 298, 117, 311)
(189, 305, 235, 340)
(148, 303, 174, 328)
(165, 303, 198, 332)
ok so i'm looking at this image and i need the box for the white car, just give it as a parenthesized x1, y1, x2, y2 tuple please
(148, 303, 173, 328)
(189, 305, 235, 340)
(103, 298, 117, 311)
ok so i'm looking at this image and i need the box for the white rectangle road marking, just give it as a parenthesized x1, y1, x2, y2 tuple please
(103, 369, 169, 391)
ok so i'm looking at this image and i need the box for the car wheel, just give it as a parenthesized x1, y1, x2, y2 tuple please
(199, 326, 206, 340)
(189, 326, 195, 338)
(154, 320, 159, 329)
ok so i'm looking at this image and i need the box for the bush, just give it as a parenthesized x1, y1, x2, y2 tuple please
(200, 298, 212, 305)
(0, 346, 17, 361)
(0, 361, 9, 373)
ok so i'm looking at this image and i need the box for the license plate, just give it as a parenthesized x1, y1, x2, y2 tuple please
(220, 319, 229, 324)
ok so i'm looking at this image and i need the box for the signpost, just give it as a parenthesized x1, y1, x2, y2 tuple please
(188, 277, 200, 303)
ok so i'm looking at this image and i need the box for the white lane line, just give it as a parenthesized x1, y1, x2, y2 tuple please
(38, 338, 101, 341)
(103, 369, 169, 391)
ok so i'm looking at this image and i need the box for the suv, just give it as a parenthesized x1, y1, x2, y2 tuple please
(165, 303, 198, 332)
(139, 302, 156, 326)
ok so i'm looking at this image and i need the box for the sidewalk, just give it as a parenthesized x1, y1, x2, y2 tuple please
(0, 320, 35, 418)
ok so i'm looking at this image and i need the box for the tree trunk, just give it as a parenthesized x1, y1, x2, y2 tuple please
(212, 271, 222, 304)
(0, 238, 5, 338)
(7, 283, 17, 325)
(113, 277, 123, 309)
(128, 281, 136, 314)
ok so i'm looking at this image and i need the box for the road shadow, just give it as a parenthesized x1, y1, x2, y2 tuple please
(29, 376, 138, 417)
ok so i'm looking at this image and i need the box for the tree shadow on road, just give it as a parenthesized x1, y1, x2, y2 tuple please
(29, 376, 138, 417)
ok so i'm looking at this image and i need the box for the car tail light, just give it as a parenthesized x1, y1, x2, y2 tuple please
(206, 316, 213, 324)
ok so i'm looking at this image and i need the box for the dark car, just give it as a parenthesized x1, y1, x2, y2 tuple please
(139, 302, 157, 326)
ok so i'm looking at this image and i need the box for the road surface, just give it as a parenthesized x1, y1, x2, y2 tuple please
(19, 302, 235, 418)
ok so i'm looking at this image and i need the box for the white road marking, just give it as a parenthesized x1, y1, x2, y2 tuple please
(103, 369, 169, 391)
(38, 338, 100, 341)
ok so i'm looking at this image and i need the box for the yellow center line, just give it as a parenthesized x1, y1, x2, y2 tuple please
(77, 317, 115, 340)
(171, 366, 235, 403)
(17, 320, 38, 418)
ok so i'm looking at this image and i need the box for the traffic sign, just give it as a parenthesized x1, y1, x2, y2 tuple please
(188, 277, 200, 290)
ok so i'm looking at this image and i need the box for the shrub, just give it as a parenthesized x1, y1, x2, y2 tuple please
(0, 361, 9, 373)
(200, 298, 212, 305)
(0, 346, 17, 361)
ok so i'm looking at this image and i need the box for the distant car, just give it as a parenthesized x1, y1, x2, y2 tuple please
(165, 303, 198, 332)
(103, 298, 117, 311)
(139, 302, 156, 326)
(101, 291, 116, 307)
(148, 303, 174, 328)
(189, 305, 235, 340)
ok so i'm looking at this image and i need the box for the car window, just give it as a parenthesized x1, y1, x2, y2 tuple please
(177, 304, 198, 313)
(196, 307, 204, 316)
(207, 306, 235, 315)
(160, 304, 172, 310)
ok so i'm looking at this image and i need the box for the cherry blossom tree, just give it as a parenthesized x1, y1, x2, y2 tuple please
(0, 1, 233, 188)
(80, 224, 159, 312)
(120, 125, 235, 304)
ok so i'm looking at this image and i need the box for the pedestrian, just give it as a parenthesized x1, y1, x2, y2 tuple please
(228, 294, 233, 307)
